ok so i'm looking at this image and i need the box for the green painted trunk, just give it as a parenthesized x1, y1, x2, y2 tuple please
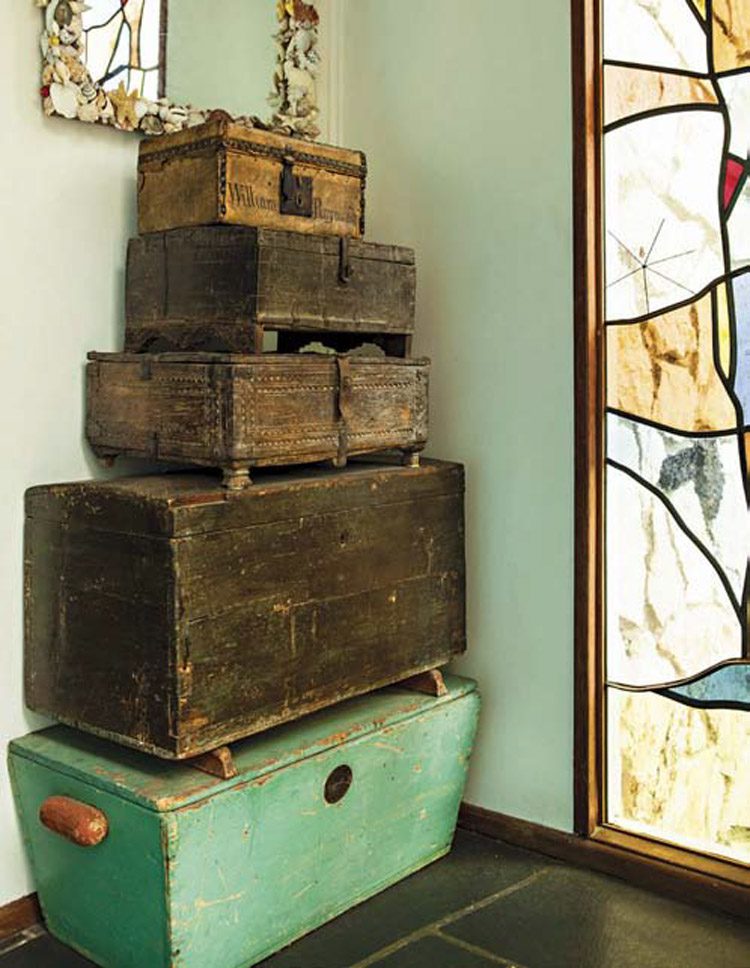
(9, 675, 479, 968)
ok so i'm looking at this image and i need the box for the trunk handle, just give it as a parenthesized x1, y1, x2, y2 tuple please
(39, 796, 109, 848)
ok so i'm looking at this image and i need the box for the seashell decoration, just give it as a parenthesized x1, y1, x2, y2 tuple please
(78, 80, 97, 103)
(35, 0, 321, 140)
(49, 80, 78, 119)
(62, 52, 87, 84)
(54, 1, 72, 26)
(77, 98, 100, 124)
(140, 114, 165, 136)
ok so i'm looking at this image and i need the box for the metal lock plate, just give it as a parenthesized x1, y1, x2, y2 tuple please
(280, 157, 313, 217)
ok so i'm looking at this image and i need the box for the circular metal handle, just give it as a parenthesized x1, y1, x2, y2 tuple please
(39, 796, 109, 847)
(324, 765, 353, 804)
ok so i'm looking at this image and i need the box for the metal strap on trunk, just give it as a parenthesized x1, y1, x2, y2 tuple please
(336, 355, 353, 466)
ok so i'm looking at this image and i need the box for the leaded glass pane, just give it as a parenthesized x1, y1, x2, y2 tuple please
(603, 0, 750, 862)
(82, 0, 165, 101)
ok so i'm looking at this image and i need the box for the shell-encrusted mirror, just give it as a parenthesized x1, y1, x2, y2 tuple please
(35, 0, 322, 139)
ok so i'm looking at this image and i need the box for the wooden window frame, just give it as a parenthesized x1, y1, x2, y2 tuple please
(572, 0, 750, 898)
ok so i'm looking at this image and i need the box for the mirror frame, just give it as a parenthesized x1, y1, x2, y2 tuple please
(35, 0, 321, 139)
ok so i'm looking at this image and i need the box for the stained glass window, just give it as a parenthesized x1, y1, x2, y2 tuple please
(82, 0, 166, 101)
(603, 0, 750, 864)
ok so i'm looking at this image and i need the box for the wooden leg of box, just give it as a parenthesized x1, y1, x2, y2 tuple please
(399, 669, 448, 697)
(189, 747, 238, 780)
(222, 465, 252, 491)
(401, 449, 421, 468)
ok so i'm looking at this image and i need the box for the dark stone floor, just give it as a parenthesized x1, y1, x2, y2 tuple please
(3, 830, 750, 968)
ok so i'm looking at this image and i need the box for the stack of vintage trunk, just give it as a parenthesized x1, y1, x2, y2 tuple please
(10, 120, 479, 968)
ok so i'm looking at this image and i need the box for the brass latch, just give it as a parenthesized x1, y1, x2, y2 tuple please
(280, 156, 313, 217)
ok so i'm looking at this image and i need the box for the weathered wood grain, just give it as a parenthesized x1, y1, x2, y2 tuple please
(125, 227, 415, 354)
(138, 119, 366, 237)
(86, 352, 429, 487)
(10, 678, 479, 968)
(24, 460, 466, 759)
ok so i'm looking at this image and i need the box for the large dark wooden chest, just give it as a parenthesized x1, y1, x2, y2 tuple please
(125, 228, 416, 355)
(138, 119, 366, 238)
(25, 460, 466, 760)
(86, 352, 429, 488)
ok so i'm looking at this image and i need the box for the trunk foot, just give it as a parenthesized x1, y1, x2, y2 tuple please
(222, 466, 252, 490)
(189, 746, 238, 780)
(399, 669, 448, 697)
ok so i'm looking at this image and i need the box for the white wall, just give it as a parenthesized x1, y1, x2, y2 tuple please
(0, 5, 140, 907)
(168, 0, 277, 119)
(0, 0, 574, 910)
(0, 4, 344, 909)
(340, 0, 575, 830)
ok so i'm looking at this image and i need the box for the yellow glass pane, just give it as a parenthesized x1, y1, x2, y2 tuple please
(691, 0, 706, 17)
(712, 0, 750, 73)
(607, 293, 738, 432)
(715, 281, 732, 378)
(608, 688, 750, 864)
(604, 65, 717, 127)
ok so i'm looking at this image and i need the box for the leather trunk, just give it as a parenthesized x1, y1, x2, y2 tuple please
(137, 118, 366, 238)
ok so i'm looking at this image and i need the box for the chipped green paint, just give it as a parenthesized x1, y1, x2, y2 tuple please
(9, 676, 479, 968)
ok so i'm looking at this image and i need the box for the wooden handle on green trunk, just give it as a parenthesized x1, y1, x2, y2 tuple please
(39, 796, 109, 847)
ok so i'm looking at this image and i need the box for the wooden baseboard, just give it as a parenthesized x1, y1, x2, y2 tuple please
(0, 894, 41, 941)
(4, 809, 747, 937)
(458, 803, 750, 921)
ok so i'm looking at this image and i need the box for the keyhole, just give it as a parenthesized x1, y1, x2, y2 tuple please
(324, 765, 353, 804)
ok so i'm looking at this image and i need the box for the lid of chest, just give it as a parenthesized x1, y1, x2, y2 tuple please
(25, 459, 462, 539)
(10, 676, 477, 813)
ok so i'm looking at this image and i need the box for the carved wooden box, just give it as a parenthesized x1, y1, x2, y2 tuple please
(10, 677, 479, 968)
(86, 352, 429, 488)
(125, 227, 416, 355)
(138, 119, 366, 238)
(24, 460, 467, 759)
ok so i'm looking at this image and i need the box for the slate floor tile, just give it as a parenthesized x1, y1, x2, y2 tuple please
(371, 933, 512, 967)
(445, 865, 750, 968)
(5, 832, 750, 968)
(0, 933, 93, 968)
(258, 831, 546, 968)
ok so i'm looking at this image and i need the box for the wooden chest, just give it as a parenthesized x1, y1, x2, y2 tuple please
(10, 677, 479, 968)
(25, 460, 466, 759)
(86, 352, 429, 488)
(138, 119, 366, 238)
(125, 227, 416, 355)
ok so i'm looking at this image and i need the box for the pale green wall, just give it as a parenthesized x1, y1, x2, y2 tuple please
(167, 0, 277, 119)
(341, 0, 575, 830)
(1, 3, 142, 907)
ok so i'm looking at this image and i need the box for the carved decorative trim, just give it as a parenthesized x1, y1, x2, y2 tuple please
(35, 0, 321, 140)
